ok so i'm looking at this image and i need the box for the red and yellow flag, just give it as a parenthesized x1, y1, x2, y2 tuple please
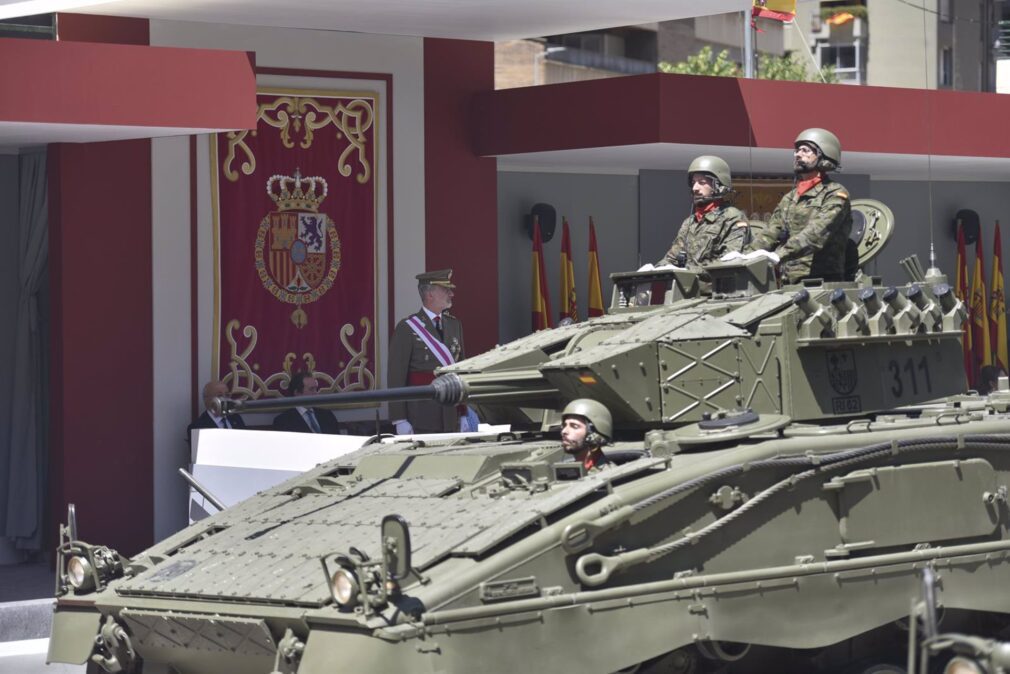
(752, 0, 796, 22)
(991, 222, 1008, 372)
(957, 224, 972, 387)
(559, 217, 578, 322)
(825, 12, 855, 26)
(531, 217, 553, 331)
(971, 234, 993, 384)
(587, 217, 605, 318)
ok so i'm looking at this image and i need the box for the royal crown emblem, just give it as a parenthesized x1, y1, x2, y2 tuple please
(254, 169, 342, 328)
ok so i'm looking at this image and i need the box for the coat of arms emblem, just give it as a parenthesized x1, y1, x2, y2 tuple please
(254, 170, 341, 328)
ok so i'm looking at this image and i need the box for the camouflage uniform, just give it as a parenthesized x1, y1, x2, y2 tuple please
(659, 205, 750, 268)
(751, 178, 852, 284)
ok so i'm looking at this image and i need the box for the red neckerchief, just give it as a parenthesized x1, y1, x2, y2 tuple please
(583, 450, 602, 471)
(796, 173, 824, 197)
(693, 200, 719, 222)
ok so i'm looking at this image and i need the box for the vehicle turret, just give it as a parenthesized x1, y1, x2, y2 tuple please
(224, 200, 962, 434)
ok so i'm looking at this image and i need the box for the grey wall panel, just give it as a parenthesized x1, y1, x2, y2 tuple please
(869, 181, 1010, 283)
(497, 171, 639, 345)
(639, 169, 690, 265)
(0, 156, 19, 565)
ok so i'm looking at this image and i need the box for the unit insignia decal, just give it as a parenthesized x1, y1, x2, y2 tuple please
(826, 349, 857, 395)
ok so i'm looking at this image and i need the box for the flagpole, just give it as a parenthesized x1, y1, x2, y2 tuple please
(743, 9, 755, 78)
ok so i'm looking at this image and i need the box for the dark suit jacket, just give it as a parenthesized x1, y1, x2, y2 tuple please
(272, 407, 342, 434)
(188, 410, 246, 433)
(387, 309, 464, 433)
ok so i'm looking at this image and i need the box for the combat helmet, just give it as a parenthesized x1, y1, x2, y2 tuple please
(687, 155, 732, 197)
(794, 128, 841, 170)
(562, 398, 613, 443)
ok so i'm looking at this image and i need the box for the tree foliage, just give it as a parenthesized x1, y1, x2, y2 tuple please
(758, 52, 838, 83)
(659, 47, 838, 84)
(658, 46, 739, 78)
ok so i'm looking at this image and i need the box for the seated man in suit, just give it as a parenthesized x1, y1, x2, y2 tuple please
(272, 371, 342, 434)
(188, 380, 246, 433)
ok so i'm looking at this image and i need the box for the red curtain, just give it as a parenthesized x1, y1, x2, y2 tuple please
(213, 90, 378, 397)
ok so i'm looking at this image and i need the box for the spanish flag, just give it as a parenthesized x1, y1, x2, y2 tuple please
(825, 11, 855, 26)
(991, 222, 1008, 372)
(957, 224, 972, 387)
(971, 234, 993, 383)
(531, 217, 553, 331)
(587, 217, 605, 318)
(559, 217, 578, 322)
(752, 0, 796, 22)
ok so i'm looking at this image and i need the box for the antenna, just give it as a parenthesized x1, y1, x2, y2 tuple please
(920, 0, 940, 281)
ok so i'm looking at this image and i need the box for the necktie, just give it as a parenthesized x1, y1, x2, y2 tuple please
(221, 416, 231, 430)
(306, 409, 321, 433)
(434, 315, 443, 340)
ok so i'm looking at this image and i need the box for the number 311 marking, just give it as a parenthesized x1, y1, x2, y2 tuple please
(888, 356, 932, 398)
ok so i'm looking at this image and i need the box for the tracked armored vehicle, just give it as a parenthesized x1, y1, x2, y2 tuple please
(49, 200, 1010, 673)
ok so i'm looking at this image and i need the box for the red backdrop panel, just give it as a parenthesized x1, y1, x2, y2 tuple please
(48, 140, 154, 556)
(213, 90, 379, 397)
(423, 38, 498, 354)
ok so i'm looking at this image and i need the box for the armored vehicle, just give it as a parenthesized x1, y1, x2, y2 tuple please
(48, 200, 1010, 673)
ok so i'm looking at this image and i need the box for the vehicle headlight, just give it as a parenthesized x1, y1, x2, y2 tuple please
(331, 568, 359, 607)
(944, 657, 987, 674)
(67, 555, 95, 592)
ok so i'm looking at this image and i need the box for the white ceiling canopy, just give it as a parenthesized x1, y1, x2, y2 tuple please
(0, 121, 230, 154)
(0, 0, 750, 40)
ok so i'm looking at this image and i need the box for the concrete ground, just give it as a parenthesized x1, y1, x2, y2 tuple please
(0, 563, 84, 674)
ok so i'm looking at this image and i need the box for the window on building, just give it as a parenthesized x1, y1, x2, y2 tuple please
(939, 47, 953, 87)
(822, 45, 857, 69)
(0, 14, 55, 40)
(817, 40, 865, 83)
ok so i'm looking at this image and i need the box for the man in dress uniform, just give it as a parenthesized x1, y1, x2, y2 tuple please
(388, 269, 465, 434)
(658, 155, 750, 267)
(750, 128, 853, 284)
(188, 380, 246, 433)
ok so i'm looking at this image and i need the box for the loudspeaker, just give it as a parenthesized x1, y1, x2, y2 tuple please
(524, 203, 556, 242)
(953, 209, 981, 244)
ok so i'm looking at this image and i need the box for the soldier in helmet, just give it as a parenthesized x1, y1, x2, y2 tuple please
(658, 155, 750, 268)
(560, 399, 613, 471)
(751, 128, 853, 283)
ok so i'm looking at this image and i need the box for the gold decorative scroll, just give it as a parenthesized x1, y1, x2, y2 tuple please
(222, 95, 375, 184)
(222, 317, 374, 399)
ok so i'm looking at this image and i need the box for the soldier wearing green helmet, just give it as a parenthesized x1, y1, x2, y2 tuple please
(657, 155, 750, 268)
(751, 128, 853, 283)
(560, 398, 612, 471)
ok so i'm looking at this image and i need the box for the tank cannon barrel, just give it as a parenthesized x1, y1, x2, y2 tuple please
(217, 370, 559, 416)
